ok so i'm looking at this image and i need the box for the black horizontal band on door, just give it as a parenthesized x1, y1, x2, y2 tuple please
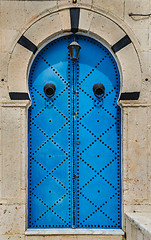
(18, 35, 38, 54)
(70, 8, 80, 33)
(119, 92, 140, 100)
(9, 92, 30, 100)
(111, 35, 132, 53)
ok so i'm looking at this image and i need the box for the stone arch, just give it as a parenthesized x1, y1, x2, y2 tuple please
(7, 7, 141, 98)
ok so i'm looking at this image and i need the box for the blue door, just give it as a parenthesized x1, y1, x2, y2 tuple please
(28, 34, 121, 229)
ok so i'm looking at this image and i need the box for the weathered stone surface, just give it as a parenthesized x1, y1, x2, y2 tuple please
(92, 0, 124, 19)
(57, 0, 74, 9)
(20, 107, 28, 191)
(131, 225, 137, 240)
(59, 9, 70, 31)
(125, 217, 131, 240)
(149, 24, 151, 50)
(148, 106, 151, 204)
(77, 0, 93, 7)
(126, 107, 148, 203)
(125, 204, 151, 213)
(0, 236, 24, 240)
(1, 1, 25, 30)
(24, 13, 62, 46)
(149, 50, 151, 81)
(89, 13, 125, 46)
(79, 9, 94, 32)
(1, 107, 21, 199)
(0, 53, 10, 98)
(0, 204, 25, 235)
(8, 43, 32, 92)
(0, 53, 9, 79)
(25, 236, 123, 240)
(1, 29, 19, 54)
(124, 0, 150, 30)
(125, 212, 151, 240)
(116, 44, 141, 93)
(133, 28, 149, 52)
(136, 230, 144, 240)
(140, 51, 151, 101)
(24, 1, 57, 20)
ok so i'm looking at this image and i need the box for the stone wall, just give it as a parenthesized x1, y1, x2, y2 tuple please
(0, 0, 151, 239)
(125, 211, 151, 240)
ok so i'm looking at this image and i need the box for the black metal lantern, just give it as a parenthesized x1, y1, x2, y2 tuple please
(68, 41, 81, 61)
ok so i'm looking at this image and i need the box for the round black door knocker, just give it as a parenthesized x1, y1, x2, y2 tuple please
(93, 83, 105, 98)
(44, 83, 56, 98)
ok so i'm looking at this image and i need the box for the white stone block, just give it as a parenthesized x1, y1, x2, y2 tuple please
(138, 51, 150, 102)
(20, 108, 28, 191)
(25, 236, 123, 240)
(8, 43, 32, 92)
(0, 53, 10, 81)
(116, 44, 141, 92)
(0, 204, 25, 235)
(59, 9, 70, 32)
(24, 13, 62, 47)
(126, 107, 148, 203)
(79, 9, 94, 32)
(1, 107, 22, 199)
(89, 13, 125, 47)
(0, 53, 10, 99)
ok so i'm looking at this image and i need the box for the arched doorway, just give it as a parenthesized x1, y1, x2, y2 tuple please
(28, 34, 121, 229)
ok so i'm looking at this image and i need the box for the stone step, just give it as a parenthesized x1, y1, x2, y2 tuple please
(25, 236, 124, 240)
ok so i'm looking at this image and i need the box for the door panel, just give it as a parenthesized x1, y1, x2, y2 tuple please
(74, 36, 121, 228)
(28, 34, 121, 229)
(28, 36, 72, 228)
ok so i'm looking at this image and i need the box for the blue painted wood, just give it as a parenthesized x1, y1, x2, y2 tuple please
(75, 36, 121, 229)
(28, 35, 121, 229)
(28, 36, 72, 228)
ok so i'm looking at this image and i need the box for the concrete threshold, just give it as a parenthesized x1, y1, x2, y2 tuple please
(25, 228, 125, 235)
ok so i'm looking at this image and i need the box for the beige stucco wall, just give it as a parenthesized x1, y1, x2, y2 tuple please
(0, 0, 151, 239)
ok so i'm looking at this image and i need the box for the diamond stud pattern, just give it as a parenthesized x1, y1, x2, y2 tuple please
(28, 35, 121, 229)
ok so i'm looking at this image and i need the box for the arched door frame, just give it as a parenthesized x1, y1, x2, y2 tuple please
(5, 6, 142, 235)
(7, 7, 142, 94)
